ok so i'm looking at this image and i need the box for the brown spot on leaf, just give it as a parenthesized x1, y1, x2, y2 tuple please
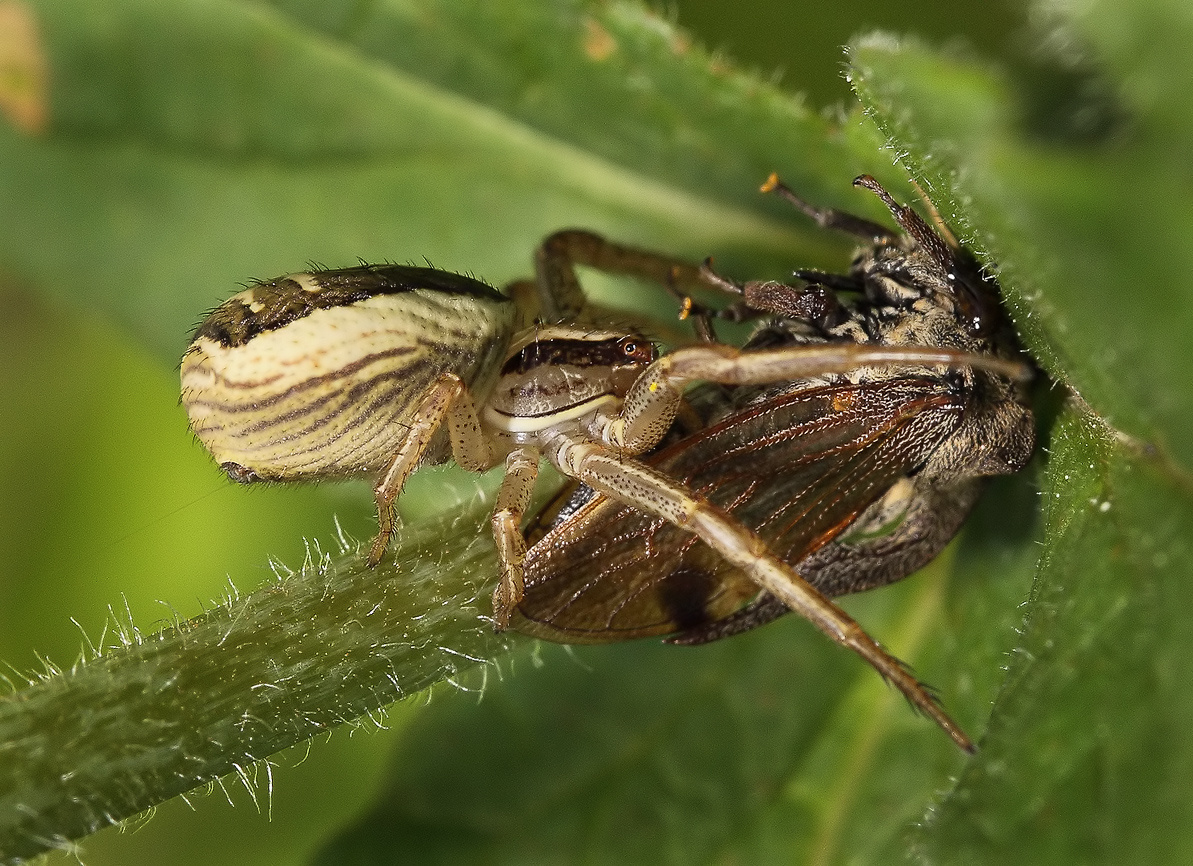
(0, 1, 49, 135)
(582, 17, 617, 62)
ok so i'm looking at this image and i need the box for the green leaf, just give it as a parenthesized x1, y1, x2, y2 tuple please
(2, 0, 872, 361)
(312, 481, 1040, 865)
(916, 408, 1193, 864)
(849, 14, 1193, 466)
(847, 1, 1193, 862)
(0, 503, 510, 864)
(4, 0, 1190, 863)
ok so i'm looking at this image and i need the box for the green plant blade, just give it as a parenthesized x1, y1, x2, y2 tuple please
(916, 407, 1193, 864)
(8, 0, 1192, 862)
(0, 505, 509, 863)
(2, 0, 884, 362)
(0, 1, 931, 861)
(848, 3, 1193, 861)
(849, 18, 1193, 467)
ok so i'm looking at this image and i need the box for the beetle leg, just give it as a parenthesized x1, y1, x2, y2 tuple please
(694, 261, 850, 329)
(761, 173, 899, 243)
(489, 447, 541, 630)
(543, 429, 975, 753)
(535, 229, 852, 341)
(368, 373, 489, 567)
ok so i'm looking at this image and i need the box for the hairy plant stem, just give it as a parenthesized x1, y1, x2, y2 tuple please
(0, 504, 510, 863)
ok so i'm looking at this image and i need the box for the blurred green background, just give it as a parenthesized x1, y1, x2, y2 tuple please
(0, 0, 1141, 863)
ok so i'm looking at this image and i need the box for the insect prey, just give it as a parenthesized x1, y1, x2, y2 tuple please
(513, 175, 1035, 751)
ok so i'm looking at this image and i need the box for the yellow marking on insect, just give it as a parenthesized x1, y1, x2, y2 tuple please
(831, 391, 858, 412)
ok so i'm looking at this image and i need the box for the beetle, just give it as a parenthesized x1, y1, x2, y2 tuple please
(512, 174, 1035, 725)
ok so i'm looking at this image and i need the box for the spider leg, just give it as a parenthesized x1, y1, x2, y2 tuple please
(368, 373, 491, 566)
(604, 341, 1028, 455)
(543, 430, 975, 753)
(534, 229, 721, 322)
(490, 447, 540, 629)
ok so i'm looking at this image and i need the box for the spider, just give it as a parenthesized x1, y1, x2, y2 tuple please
(180, 175, 1031, 751)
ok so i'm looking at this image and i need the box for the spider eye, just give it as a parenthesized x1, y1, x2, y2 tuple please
(618, 336, 651, 360)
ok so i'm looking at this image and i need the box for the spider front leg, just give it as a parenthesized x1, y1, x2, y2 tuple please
(600, 341, 1029, 456)
(368, 373, 492, 566)
(534, 229, 722, 323)
(534, 229, 843, 343)
(542, 428, 975, 753)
